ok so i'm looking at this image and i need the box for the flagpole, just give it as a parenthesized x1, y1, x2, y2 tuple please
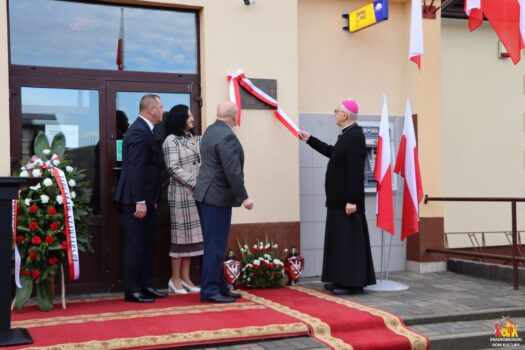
(366, 112, 409, 293)
(385, 231, 392, 281)
(380, 229, 384, 281)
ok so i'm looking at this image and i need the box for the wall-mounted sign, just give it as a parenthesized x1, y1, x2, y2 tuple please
(343, 0, 389, 33)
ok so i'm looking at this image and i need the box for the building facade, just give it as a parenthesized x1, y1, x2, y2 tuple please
(3, 0, 522, 293)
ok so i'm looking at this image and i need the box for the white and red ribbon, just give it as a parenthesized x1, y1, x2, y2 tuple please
(12, 195, 21, 288)
(227, 70, 300, 138)
(50, 166, 79, 280)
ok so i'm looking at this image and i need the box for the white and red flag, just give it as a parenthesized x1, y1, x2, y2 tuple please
(481, 0, 523, 65)
(374, 95, 395, 235)
(116, 8, 125, 71)
(519, 0, 525, 44)
(394, 99, 424, 240)
(409, 0, 424, 70)
(464, 0, 483, 32)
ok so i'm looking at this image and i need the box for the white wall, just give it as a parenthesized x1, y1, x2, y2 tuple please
(442, 19, 525, 248)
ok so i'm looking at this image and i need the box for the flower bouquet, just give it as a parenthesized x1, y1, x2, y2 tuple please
(237, 238, 286, 288)
(13, 131, 93, 311)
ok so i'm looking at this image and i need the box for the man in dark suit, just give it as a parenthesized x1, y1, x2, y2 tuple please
(194, 101, 253, 303)
(114, 94, 168, 303)
(300, 99, 376, 295)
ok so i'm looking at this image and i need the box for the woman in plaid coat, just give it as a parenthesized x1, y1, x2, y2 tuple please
(162, 104, 203, 294)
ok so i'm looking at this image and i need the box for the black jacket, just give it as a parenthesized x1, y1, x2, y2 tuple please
(307, 123, 366, 211)
(114, 117, 161, 206)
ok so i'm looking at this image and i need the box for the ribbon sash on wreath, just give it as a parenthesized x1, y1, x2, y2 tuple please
(50, 166, 80, 280)
(12, 194, 22, 288)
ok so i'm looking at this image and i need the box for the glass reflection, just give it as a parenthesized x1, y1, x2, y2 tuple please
(115, 92, 191, 218)
(21, 87, 100, 212)
(9, 0, 197, 73)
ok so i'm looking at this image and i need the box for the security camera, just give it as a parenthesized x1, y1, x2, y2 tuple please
(244, 0, 256, 5)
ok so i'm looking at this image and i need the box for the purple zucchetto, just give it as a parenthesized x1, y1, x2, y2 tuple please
(341, 99, 359, 114)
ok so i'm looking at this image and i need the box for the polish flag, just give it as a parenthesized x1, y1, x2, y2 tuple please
(464, 0, 483, 32)
(374, 95, 395, 235)
(116, 8, 124, 71)
(409, 0, 424, 70)
(481, 0, 523, 65)
(394, 99, 424, 240)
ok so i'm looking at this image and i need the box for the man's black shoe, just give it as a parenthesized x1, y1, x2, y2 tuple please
(143, 287, 167, 299)
(125, 292, 154, 303)
(222, 290, 242, 299)
(200, 294, 235, 303)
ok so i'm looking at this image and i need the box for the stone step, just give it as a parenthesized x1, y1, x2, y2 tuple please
(410, 317, 525, 350)
(404, 307, 525, 326)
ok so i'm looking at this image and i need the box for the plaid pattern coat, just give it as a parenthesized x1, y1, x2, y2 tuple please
(162, 133, 203, 249)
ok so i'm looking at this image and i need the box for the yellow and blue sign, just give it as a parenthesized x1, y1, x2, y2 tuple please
(343, 0, 388, 33)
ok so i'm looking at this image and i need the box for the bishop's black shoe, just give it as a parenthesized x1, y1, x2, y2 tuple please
(324, 283, 338, 291)
(332, 287, 364, 296)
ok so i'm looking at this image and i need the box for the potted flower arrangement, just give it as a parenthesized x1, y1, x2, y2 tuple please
(237, 238, 286, 288)
(13, 131, 93, 311)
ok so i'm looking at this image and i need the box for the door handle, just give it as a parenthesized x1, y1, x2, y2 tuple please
(112, 167, 122, 171)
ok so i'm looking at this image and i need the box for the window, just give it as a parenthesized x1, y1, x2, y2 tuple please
(9, 0, 198, 73)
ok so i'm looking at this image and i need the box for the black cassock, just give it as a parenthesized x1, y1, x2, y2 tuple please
(307, 123, 376, 288)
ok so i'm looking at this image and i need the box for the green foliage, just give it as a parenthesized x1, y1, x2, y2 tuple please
(50, 132, 66, 157)
(237, 238, 286, 289)
(33, 131, 50, 160)
(14, 276, 33, 312)
(13, 133, 93, 311)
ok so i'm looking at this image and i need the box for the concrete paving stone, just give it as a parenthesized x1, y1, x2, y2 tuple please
(284, 339, 323, 349)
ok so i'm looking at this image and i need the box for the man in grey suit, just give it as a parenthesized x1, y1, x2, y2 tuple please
(194, 101, 253, 303)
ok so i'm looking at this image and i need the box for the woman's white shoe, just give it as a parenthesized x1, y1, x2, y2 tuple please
(181, 280, 201, 293)
(168, 279, 188, 295)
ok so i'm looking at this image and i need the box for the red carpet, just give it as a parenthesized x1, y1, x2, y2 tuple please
(10, 294, 308, 349)
(244, 286, 429, 350)
(10, 287, 429, 349)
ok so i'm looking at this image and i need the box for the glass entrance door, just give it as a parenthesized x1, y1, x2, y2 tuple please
(10, 77, 107, 293)
(10, 78, 197, 292)
(104, 81, 193, 291)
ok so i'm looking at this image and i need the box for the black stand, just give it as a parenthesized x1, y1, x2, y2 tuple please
(0, 177, 37, 347)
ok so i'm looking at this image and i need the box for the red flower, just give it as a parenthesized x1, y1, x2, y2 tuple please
(29, 204, 39, 214)
(61, 241, 68, 251)
(48, 257, 58, 265)
(50, 222, 59, 231)
(29, 251, 38, 260)
(28, 221, 38, 231)
(31, 236, 41, 245)
(41, 163, 47, 170)
(16, 235, 24, 244)
(48, 207, 57, 216)
(45, 235, 54, 244)
(31, 270, 40, 279)
(21, 270, 30, 277)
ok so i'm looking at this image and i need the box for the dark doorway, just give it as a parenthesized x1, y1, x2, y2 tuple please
(9, 68, 201, 293)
